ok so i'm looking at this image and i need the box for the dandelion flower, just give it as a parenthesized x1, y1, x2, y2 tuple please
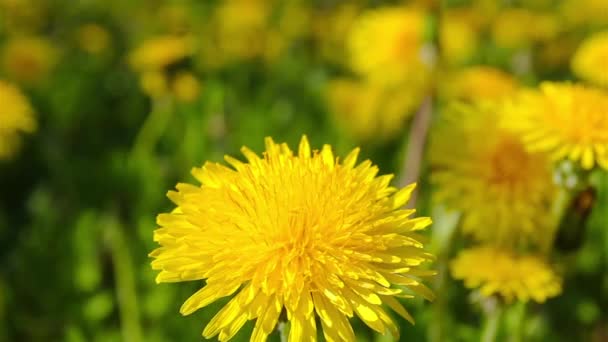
(491, 9, 558, 49)
(128, 35, 193, 71)
(348, 6, 431, 84)
(200, 0, 270, 66)
(451, 246, 562, 303)
(171, 72, 201, 103)
(151, 136, 435, 341)
(2, 36, 57, 84)
(571, 31, 608, 88)
(439, 9, 480, 65)
(431, 101, 555, 247)
(440, 66, 517, 102)
(505, 82, 608, 170)
(139, 70, 168, 98)
(560, 0, 608, 27)
(77, 24, 111, 55)
(327, 78, 425, 142)
(0, 80, 36, 159)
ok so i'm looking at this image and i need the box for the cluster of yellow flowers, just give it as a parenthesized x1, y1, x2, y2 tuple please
(433, 78, 608, 304)
(128, 36, 201, 102)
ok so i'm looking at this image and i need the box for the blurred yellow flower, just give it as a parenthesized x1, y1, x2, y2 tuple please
(561, 0, 608, 27)
(0, 0, 48, 34)
(440, 66, 517, 102)
(505, 82, 608, 170)
(77, 24, 111, 54)
(348, 6, 431, 84)
(571, 31, 608, 88)
(439, 9, 480, 65)
(2, 36, 57, 84)
(491, 9, 558, 49)
(128, 35, 193, 71)
(201, 0, 271, 66)
(312, 4, 360, 63)
(451, 246, 561, 303)
(139, 70, 168, 98)
(431, 101, 555, 247)
(201, 0, 307, 67)
(151, 136, 435, 341)
(0, 80, 36, 159)
(171, 72, 201, 103)
(327, 78, 425, 142)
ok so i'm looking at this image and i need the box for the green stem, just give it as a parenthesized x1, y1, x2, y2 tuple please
(131, 97, 173, 158)
(429, 206, 461, 342)
(510, 302, 527, 342)
(481, 300, 502, 342)
(544, 185, 571, 255)
(277, 321, 288, 342)
(107, 215, 142, 342)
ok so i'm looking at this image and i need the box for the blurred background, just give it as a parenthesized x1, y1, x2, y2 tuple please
(0, 0, 607, 341)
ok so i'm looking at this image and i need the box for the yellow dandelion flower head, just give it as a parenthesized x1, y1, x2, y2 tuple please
(504, 82, 608, 170)
(327, 78, 426, 142)
(2, 36, 58, 84)
(207, 0, 270, 63)
(171, 71, 201, 103)
(77, 24, 111, 55)
(440, 66, 518, 102)
(491, 9, 559, 49)
(128, 35, 193, 72)
(312, 4, 360, 63)
(431, 101, 556, 246)
(439, 9, 480, 65)
(451, 246, 562, 303)
(572, 31, 608, 88)
(139, 70, 168, 98)
(0, 80, 36, 159)
(348, 6, 431, 84)
(151, 136, 435, 341)
(560, 0, 608, 27)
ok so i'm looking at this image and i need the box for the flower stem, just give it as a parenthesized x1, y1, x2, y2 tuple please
(510, 302, 527, 342)
(481, 299, 502, 342)
(131, 97, 173, 158)
(277, 321, 288, 342)
(543, 185, 572, 255)
(106, 215, 143, 342)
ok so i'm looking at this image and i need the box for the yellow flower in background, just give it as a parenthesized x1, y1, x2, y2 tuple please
(348, 6, 431, 84)
(505, 82, 608, 170)
(491, 9, 558, 49)
(451, 246, 561, 303)
(139, 70, 168, 98)
(2, 36, 57, 84)
(128, 35, 193, 71)
(77, 24, 111, 55)
(151, 136, 435, 341)
(0, 0, 48, 34)
(560, 0, 608, 27)
(327, 78, 425, 142)
(312, 4, 361, 64)
(571, 31, 608, 88)
(200, 0, 270, 67)
(171, 72, 201, 103)
(201, 0, 308, 67)
(439, 9, 480, 65)
(431, 101, 555, 247)
(0, 80, 36, 159)
(440, 66, 517, 102)
(536, 36, 579, 71)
